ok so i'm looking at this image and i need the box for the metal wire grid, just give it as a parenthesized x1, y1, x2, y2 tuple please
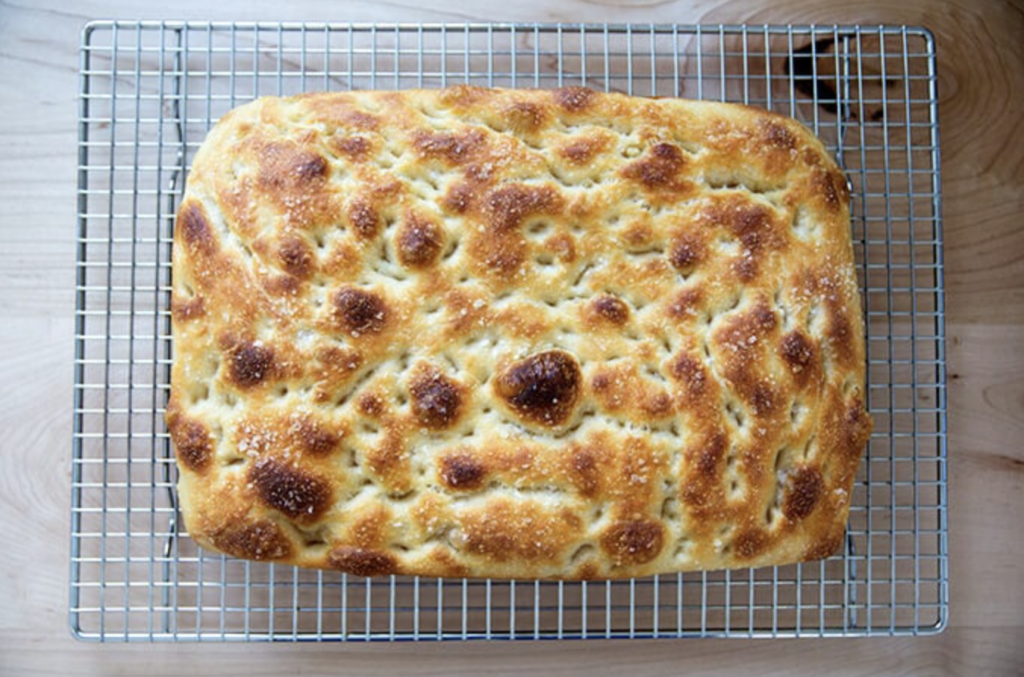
(71, 22, 947, 641)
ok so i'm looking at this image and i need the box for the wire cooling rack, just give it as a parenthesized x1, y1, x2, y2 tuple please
(71, 21, 947, 641)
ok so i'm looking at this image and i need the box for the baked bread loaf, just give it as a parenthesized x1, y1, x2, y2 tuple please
(167, 87, 871, 579)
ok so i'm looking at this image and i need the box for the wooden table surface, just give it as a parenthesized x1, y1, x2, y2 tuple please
(1, 0, 1021, 674)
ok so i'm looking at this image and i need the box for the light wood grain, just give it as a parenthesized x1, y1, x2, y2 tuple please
(1, 0, 1022, 674)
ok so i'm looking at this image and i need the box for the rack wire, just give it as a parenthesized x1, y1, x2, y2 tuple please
(71, 21, 947, 641)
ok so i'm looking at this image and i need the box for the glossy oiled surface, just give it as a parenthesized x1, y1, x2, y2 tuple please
(1, 0, 1022, 675)
(170, 89, 868, 579)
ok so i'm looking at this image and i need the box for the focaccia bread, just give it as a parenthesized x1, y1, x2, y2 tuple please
(167, 86, 872, 579)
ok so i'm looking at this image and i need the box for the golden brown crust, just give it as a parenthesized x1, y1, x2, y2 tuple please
(168, 87, 871, 579)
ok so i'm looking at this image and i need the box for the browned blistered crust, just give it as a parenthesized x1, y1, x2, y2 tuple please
(168, 87, 872, 579)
